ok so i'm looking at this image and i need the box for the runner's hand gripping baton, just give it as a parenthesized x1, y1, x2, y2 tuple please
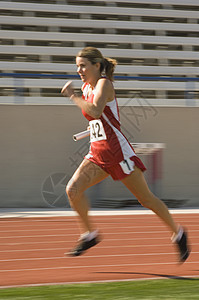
(73, 129, 90, 141)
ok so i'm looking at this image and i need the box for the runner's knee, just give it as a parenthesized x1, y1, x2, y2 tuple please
(66, 179, 79, 203)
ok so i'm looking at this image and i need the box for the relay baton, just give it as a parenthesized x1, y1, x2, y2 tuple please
(73, 129, 90, 141)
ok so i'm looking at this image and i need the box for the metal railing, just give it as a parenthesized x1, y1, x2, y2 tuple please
(0, 73, 198, 106)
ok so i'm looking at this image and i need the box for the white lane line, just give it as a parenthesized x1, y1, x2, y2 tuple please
(0, 244, 179, 253)
(0, 253, 176, 262)
(0, 214, 199, 223)
(0, 209, 199, 220)
(1, 274, 199, 289)
(0, 247, 69, 253)
(1, 235, 199, 246)
(0, 230, 199, 239)
(0, 208, 199, 217)
(0, 252, 198, 263)
(0, 225, 177, 232)
(0, 224, 199, 233)
(0, 242, 199, 253)
(0, 261, 199, 273)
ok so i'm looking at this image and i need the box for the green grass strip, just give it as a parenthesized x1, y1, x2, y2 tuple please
(0, 279, 199, 299)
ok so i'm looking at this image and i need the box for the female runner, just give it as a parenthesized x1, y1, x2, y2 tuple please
(61, 47, 190, 262)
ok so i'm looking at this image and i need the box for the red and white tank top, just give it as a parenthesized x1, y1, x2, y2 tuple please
(81, 82, 136, 167)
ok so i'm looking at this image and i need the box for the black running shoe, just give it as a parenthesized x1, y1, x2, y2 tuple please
(66, 236, 100, 257)
(175, 228, 190, 263)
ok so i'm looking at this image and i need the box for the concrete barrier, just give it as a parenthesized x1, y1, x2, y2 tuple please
(0, 104, 198, 207)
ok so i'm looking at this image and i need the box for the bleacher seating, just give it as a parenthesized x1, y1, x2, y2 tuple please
(0, 0, 199, 105)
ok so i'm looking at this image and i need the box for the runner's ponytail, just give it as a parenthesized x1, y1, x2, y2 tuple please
(103, 57, 117, 81)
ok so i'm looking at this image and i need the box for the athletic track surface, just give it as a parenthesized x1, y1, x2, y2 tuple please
(0, 209, 199, 288)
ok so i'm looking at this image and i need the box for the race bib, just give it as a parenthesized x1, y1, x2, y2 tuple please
(89, 119, 107, 142)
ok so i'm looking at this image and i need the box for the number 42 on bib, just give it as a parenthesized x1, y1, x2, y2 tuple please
(89, 119, 107, 142)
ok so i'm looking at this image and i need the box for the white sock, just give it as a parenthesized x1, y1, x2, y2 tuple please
(80, 230, 98, 241)
(87, 230, 98, 241)
(79, 231, 89, 240)
(172, 226, 183, 243)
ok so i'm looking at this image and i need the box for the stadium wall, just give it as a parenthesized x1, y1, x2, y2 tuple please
(0, 104, 198, 208)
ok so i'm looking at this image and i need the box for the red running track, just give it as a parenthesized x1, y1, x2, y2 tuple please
(0, 213, 199, 287)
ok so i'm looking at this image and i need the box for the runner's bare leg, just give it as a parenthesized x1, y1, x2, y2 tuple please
(121, 166, 178, 235)
(66, 159, 109, 234)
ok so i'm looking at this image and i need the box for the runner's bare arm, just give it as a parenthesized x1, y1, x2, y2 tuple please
(61, 79, 114, 119)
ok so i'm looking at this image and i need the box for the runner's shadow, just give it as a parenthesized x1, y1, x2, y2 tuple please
(94, 272, 197, 280)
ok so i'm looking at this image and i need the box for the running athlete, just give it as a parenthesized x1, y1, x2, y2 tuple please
(61, 47, 190, 262)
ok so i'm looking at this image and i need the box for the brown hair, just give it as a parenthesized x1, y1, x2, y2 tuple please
(76, 47, 117, 81)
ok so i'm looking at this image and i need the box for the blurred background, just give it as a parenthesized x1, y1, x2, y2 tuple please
(0, 0, 198, 208)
